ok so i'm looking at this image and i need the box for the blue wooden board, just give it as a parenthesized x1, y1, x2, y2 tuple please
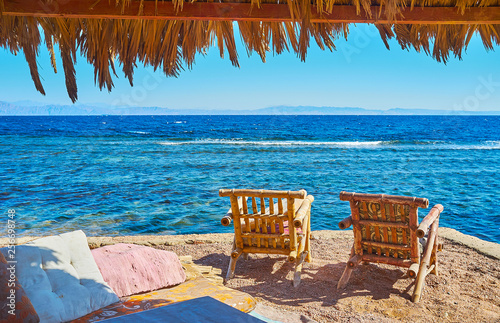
(101, 296, 266, 323)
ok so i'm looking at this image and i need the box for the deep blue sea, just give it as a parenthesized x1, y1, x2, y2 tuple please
(1, 115, 499, 243)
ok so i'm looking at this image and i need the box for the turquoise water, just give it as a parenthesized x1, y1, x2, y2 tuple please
(1, 115, 499, 243)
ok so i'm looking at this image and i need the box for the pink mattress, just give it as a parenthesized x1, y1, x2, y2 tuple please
(91, 243, 186, 297)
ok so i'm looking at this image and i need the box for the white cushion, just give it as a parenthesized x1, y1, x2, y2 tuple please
(0, 230, 119, 322)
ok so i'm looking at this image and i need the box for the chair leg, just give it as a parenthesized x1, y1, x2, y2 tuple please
(337, 264, 354, 289)
(412, 264, 428, 302)
(337, 246, 358, 290)
(413, 226, 439, 302)
(305, 212, 312, 263)
(225, 239, 242, 282)
(226, 251, 243, 281)
(293, 251, 308, 287)
(430, 238, 439, 276)
(226, 255, 239, 281)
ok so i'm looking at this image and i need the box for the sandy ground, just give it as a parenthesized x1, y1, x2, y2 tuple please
(154, 231, 500, 323)
(4, 230, 499, 322)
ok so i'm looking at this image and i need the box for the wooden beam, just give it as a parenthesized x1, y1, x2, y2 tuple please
(2, 0, 500, 24)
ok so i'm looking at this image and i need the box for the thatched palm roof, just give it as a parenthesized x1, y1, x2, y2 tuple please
(1, 0, 499, 102)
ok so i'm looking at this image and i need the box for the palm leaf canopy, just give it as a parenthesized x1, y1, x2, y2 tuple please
(0, 0, 499, 102)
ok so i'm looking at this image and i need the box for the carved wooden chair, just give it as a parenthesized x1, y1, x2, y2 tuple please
(337, 191, 443, 302)
(219, 189, 314, 287)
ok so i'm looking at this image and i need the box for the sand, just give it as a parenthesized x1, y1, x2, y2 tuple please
(4, 229, 499, 322)
(153, 230, 500, 323)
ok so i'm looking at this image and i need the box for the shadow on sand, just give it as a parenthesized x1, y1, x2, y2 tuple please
(193, 253, 415, 307)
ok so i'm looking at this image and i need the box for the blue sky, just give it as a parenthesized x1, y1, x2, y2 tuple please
(0, 24, 499, 111)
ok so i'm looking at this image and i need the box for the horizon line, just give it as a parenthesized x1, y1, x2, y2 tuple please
(2, 113, 500, 116)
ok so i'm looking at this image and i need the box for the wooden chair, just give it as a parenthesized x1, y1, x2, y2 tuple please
(337, 191, 443, 302)
(219, 189, 314, 287)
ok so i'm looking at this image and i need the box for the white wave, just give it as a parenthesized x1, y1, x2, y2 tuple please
(484, 141, 500, 145)
(434, 141, 500, 150)
(159, 142, 184, 146)
(126, 131, 150, 134)
(449, 145, 500, 150)
(158, 139, 383, 147)
(410, 142, 500, 150)
(157, 140, 500, 150)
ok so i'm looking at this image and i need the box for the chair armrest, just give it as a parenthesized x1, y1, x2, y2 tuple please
(221, 210, 233, 226)
(338, 216, 352, 229)
(220, 197, 246, 226)
(412, 218, 439, 302)
(416, 204, 443, 238)
(293, 195, 314, 228)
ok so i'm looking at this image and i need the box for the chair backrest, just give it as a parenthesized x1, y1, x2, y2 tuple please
(219, 189, 307, 252)
(339, 191, 429, 267)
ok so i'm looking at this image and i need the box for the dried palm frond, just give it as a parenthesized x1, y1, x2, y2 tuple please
(40, 20, 58, 73)
(16, 16, 46, 96)
(376, 23, 500, 63)
(0, 0, 499, 102)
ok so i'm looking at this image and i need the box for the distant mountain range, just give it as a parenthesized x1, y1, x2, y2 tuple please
(0, 101, 499, 115)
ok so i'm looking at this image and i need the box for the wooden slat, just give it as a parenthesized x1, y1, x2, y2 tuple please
(256, 201, 264, 247)
(278, 198, 283, 214)
(230, 195, 243, 249)
(251, 197, 257, 214)
(389, 204, 398, 245)
(350, 201, 363, 256)
(362, 240, 411, 251)
(279, 218, 285, 249)
(409, 206, 419, 263)
(260, 197, 266, 214)
(243, 247, 289, 255)
(401, 205, 408, 259)
(362, 254, 413, 268)
(380, 203, 389, 244)
(340, 192, 429, 208)
(269, 198, 275, 215)
(3, 1, 500, 24)
(241, 232, 285, 239)
(372, 203, 382, 255)
(361, 202, 373, 255)
(358, 219, 409, 229)
(287, 197, 296, 251)
(262, 217, 268, 234)
(220, 189, 306, 199)
(244, 216, 250, 233)
(240, 214, 287, 222)
(242, 197, 248, 214)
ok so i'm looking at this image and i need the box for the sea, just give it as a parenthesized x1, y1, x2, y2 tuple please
(0, 115, 499, 243)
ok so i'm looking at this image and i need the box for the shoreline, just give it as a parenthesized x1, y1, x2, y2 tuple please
(2, 228, 498, 260)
